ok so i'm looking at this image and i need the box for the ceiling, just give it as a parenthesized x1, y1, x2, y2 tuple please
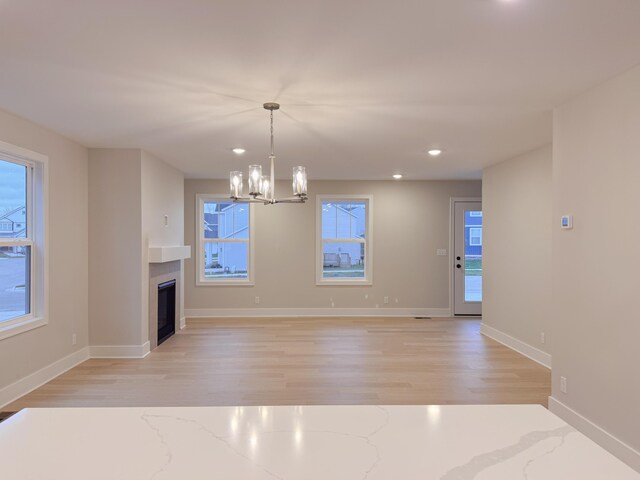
(1, 0, 640, 180)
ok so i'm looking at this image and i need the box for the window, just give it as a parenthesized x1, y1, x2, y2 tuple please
(0, 141, 48, 340)
(196, 194, 253, 285)
(317, 195, 372, 284)
(469, 227, 482, 246)
(0, 159, 30, 323)
(469, 211, 483, 217)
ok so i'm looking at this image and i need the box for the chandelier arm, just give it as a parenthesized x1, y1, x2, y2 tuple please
(231, 196, 267, 204)
(273, 196, 307, 204)
(233, 194, 306, 205)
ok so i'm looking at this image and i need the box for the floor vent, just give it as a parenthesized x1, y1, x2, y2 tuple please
(415, 317, 432, 320)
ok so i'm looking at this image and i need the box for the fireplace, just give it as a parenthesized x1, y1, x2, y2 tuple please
(157, 279, 176, 345)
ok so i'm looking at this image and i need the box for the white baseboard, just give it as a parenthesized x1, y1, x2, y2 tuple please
(0, 347, 90, 410)
(185, 307, 452, 318)
(549, 396, 640, 473)
(480, 323, 552, 369)
(179, 317, 186, 330)
(89, 341, 150, 359)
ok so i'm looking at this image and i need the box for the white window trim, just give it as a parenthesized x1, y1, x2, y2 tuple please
(0, 140, 49, 341)
(196, 194, 255, 286)
(316, 194, 373, 286)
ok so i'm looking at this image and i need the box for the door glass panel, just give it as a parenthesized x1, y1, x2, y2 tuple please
(464, 211, 482, 302)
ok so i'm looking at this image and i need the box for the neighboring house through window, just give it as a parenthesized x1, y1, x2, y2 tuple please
(317, 195, 372, 285)
(196, 194, 253, 285)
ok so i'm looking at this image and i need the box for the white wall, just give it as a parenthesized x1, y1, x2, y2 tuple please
(89, 149, 185, 348)
(141, 151, 185, 334)
(88, 149, 143, 347)
(482, 146, 552, 364)
(184, 179, 482, 315)
(0, 108, 89, 391)
(551, 64, 640, 462)
(141, 151, 184, 248)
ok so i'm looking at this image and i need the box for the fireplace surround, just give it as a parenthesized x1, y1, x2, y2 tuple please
(148, 260, 182, 351)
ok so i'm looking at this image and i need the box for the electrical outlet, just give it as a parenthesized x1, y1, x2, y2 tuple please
(395, 297, 399, 303)
(254, 296, 260, 304)
(364, 294, 369, 300)
(383, 296, 389, 304)
(72, 333, 77, 346)
(560, 376, 568, 394)
(540, 332, 546, 344)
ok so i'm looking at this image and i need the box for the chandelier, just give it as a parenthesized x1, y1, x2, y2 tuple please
(229, 102, 307, 204)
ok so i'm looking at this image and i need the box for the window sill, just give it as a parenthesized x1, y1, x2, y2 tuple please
(0, 315, 47, 341)
(317, 279, 373, 286)
(196, 280, 255, 287)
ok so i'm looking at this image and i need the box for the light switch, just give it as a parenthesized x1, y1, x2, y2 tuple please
(437, 249, 447, 256)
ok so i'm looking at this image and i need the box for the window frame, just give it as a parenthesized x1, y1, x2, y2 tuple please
(469, 227, 483, 246)
(316, 194, 373, 286)
(196, 194, 255, 286)
(0, 140, 48, 341)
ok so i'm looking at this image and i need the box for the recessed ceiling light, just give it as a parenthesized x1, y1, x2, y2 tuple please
(392, 174, 403, 180)
(428, 149, 442, 157)
(232, 148, 246, 154)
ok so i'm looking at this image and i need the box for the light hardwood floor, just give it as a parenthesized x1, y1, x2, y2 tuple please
(4, 317, 550, 411)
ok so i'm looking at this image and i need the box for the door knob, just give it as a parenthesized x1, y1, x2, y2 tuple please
(456, 264, 461, 269)
(456, 256, 461, 261)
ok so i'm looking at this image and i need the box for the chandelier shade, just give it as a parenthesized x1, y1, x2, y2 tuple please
(229, 171, 243, 198)
(248, 165, 262, 195)
(260, 176, 271, 198)
(293, 166, 307, 196)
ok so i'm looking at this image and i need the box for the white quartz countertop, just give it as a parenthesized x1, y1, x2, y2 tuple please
(0, 404, 637, 479)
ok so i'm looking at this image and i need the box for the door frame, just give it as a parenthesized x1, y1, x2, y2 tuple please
(449, 197, 482, 316)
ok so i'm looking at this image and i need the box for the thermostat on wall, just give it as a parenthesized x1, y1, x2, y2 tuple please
(561, 215, 573, 229)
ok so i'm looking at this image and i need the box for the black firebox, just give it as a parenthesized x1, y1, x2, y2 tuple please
(157, 280, 176, 345)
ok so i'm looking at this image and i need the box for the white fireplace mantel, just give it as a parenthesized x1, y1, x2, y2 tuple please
(148, 245, 191, 264)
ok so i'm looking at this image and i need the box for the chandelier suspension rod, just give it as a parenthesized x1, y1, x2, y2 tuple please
(270, 109, 275, 157)
(269, 109, 275, 201)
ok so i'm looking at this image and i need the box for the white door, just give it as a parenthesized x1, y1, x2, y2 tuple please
(453, 201, 482, 316)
